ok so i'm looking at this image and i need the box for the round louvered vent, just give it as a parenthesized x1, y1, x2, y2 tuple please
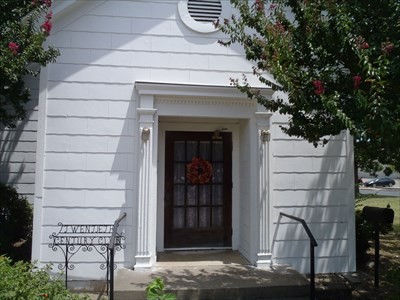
(187, 0, 222, 23)
(178, 0, 223, 33)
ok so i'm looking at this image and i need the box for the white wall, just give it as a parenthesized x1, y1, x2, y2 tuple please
(0, 77, 39, 203)
(35, 0, 259, 279)
(270, 113, 356, 273)
(31, 0, 355, 278)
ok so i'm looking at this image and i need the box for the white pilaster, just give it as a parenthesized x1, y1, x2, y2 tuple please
(255, 112, 273, 268)
(135, 94, 157, 269)
(32, 66, 49, 263)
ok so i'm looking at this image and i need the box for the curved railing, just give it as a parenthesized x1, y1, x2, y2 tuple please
(279, 212, 318, 300)
(108, 212, 127, 300)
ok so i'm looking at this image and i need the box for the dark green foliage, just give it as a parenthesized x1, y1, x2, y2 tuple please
(0, 256, 88, 300)
(146, 278, 177, 300)
(355, 194, 394, 265)
(0, 0, 59, 127)
(0, 182, 32, 261)
(387, 267, 400, 286)
(383, 166, 394, 177)
(355, 209, 373, 265)
(221, 0, 400, 170)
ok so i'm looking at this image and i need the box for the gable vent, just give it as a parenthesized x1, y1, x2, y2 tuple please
(187, 0, 222, 23)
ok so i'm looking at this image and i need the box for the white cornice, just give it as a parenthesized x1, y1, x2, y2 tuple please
(155, 96, 255, 107)
(137, 108, 157, 115)
(135, 81, 274, 99)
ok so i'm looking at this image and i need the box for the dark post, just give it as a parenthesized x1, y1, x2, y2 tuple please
(362, 206, 395, 287)
(110, 248, 114, 300)
(374, 223, 380, 287)
(65, 246, 69, 289)
(310, 241, 315, 300)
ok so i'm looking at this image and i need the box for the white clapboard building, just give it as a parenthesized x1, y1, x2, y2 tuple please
(1, 0, 356, 280)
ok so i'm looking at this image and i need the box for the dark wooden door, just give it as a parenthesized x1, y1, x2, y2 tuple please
(164, 131, 232, 248)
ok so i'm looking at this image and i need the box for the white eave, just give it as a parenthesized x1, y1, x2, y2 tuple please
(53, 0, 99, 19)
(135, 82, 274, 99)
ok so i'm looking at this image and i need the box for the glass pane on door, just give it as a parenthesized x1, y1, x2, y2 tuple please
(164, 131, 232, 248)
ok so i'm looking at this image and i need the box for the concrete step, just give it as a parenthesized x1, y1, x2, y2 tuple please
(114, 264, 310, 300)
(76, 251, 352, 300)
(80, 271, 353, 300)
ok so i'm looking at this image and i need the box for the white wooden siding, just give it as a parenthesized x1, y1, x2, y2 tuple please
(41, 0, 254, 273)
(33, 0, 355, 276)
(271, 117, 354, 272)
(0, 77, 39, 203)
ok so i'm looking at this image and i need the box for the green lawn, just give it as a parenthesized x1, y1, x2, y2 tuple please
(356, 195, 400, 232)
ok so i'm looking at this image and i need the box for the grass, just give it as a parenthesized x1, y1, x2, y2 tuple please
(356, 194, 400, 232)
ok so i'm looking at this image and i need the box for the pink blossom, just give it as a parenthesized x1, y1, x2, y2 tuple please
(43, 0, 52, 7)
(360, 42, 369, 49)
(255, 0, 264, 12)
(41, 20, 52, 35)
(313, 80, 325, 96)
(382, 42, 394, 55)
(269, 3, 277, 10)
(8, 42, 19, 55)
(274, 21, 285, 33)
(355, 36, 369, 50)
(353, 75, 362, 89)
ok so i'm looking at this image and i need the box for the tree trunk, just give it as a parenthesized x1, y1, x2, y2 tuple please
(354, 148, 360, 196)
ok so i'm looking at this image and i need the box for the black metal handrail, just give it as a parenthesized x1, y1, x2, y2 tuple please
(279, 212, 318, 300)
(108, 212, 127, 300)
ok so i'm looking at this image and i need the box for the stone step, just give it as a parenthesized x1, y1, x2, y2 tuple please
(114, 264, 310, 300)
(74, 251, 352, 300)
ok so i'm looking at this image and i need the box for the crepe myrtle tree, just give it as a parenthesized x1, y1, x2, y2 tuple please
(0, 0, 59, 128)
(219, 0, 400, 174)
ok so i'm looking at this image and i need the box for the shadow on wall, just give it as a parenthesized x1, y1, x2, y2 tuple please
(46, 0, 254, 274)
(271, 132, 352, 273)
(0, 127, 25, 183)
(0, 98, 37, 202)
(110, 91, 136, 271)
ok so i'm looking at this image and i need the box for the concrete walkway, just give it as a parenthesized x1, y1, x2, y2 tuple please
(113, 250, 310, 300)
(82, 250, 354, 299)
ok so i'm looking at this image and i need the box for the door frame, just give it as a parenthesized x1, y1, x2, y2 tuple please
(135, 82, 274, 269)
(157, 120, 240, 252)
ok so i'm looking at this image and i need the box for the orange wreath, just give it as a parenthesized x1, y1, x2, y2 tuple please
(186, 157, 213, 185)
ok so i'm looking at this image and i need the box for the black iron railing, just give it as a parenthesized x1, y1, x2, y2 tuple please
(279, 212, 318, 300)
(108, 212, 127, 300)
(48, 213, 127, 297)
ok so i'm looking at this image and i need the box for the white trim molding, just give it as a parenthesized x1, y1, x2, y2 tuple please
(134, 81, 274, 269)
(178, 0, 220, 33)
(135, 94, 157, 269)
(255, 111, 273, 268)
(135, 81, 273, 99)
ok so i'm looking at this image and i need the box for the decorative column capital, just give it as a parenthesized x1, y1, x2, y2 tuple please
(260, 129, 271, 142)
(254, 111, 273, 127)
(137, 108, 157, 116)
